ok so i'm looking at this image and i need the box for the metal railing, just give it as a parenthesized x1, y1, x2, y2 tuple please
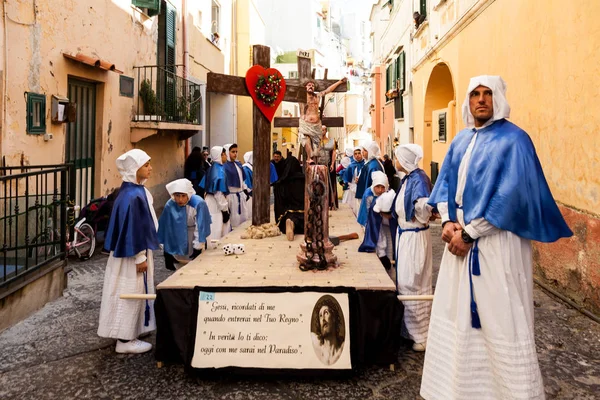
(133, 65, 202, 125)
(1, 164, 73, 288)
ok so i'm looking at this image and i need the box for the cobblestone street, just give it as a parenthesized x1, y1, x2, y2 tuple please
(1, 225, 599, 399)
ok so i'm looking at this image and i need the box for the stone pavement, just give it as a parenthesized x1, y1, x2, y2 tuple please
(1, 224, 599, 399)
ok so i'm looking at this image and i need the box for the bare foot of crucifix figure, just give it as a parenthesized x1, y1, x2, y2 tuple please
(300, 77, 347, 166)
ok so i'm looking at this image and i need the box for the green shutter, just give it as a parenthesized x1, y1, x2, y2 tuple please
(165, 4, 177, 119)
(26, 92, 46, 134)
(391, 61, 396, 89)
(386, 65, 391, 92)
(399, 51, 406, 92)
(420, 0, 427, 18)
(132, 0, 160, 11)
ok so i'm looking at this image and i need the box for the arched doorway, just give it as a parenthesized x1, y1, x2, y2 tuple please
(423, 63, 455, 181)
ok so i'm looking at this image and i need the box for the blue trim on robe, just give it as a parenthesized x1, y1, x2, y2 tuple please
(342, 159, 365, 184)
(355, 158, 383, 199)
(103, 181, 159, 257)
(200, 163, 229, 195)
(242, 166, 253, 190)
(357, 187, 375, 227)
(399, 169, 432, 222)
(223, 161, 246, 189)
(157, 195, 212, 256)
(358, 191, 382, 253)
(428, 119, 572, 242)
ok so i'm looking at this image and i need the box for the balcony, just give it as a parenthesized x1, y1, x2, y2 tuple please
(131, 65, 203, 143)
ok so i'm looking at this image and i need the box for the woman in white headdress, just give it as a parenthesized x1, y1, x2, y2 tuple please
(98, 149, 159, 354)
(391, 144, 434, 352)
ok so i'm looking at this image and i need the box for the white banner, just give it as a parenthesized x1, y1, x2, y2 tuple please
(191, 291, 351, 369)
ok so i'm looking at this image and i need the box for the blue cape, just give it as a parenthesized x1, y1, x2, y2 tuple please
(358, 189, 382, 253)
(357, 187, 375, 227)
(342, 159, 365, 184)
(157, 195, 212, 256)
(242, 166, 253, 190)
(242, 163, 278, 190)
(355, 158, 383, 199)
(223, 161, 246, 189)
(200, 163, 229, 195)
(103, 181, 159, 257)
(428, 119, 572, 242)
(393, 169, 432, 222)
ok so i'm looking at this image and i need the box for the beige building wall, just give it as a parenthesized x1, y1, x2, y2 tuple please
(235, 0, 265, 156)
(411, 0, 600, 312)
(0, 0, 187, 206)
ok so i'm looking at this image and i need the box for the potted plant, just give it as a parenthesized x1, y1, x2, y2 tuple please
(139, 79, 160, 120)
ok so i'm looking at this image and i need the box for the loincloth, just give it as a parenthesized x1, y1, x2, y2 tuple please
(299, 119, 321, 151)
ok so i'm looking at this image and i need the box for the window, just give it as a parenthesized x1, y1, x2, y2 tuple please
(420, 0, 427, 19)
(288, 71, 298, 79)
(438, 112, 447, 142)
(396, 51, 405, 92)
(211, 0, 220, 35)
(119, 75, 135, 98)
(132, 0, 161, 17)
(394, 96, 404, 119)
(26, 93, 46, 134)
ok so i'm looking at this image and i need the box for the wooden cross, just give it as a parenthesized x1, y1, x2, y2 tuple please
(206, 45, 274, 226)
(273, 55, 346, 129)
(207, 46, 347, 227)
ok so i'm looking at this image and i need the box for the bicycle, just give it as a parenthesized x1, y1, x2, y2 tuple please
(29, 200, 96, 261)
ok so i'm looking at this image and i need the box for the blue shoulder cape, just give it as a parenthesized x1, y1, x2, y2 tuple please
(358, 189, 382, 253)
(355, 159, 383, 199)
(200, 163, 229, 195)
(394, 169, 432, 222)
(270, 162, 278, 184)
(103, 181, 159, 257)
(243, 166, 253, 190)
(428, 119, 572, 242)
(343, 159, 365, 184)
(223, 161, 246, 189)
(158, 195, 212, 256)
(357, 187, 375, 227)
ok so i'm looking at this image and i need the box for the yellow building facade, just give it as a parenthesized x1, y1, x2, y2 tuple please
(412, 0, 600, 312)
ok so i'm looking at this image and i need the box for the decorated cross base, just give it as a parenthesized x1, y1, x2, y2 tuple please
(297, 165, 337, 270)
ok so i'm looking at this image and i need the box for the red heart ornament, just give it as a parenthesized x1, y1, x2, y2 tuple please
(245, 65, 286, 122)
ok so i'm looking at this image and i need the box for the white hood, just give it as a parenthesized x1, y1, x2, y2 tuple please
(223, 143, 233, 162)
(364, 140, 381, 161)
(243, 151, 253, 170)
(116, 149, 150, 184)
(394, 144, 423, 173)
(210, 146, 224, 165)
(166, 178, 195, 199)
(461, 75, 511, 129)
(370, 170, 389, 191)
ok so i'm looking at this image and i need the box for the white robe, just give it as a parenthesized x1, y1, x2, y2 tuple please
(206, 192, 230, 241)
(227, 164, 249, 229)
(394, 184, 433, 344)
(97, 187, 158, 340)
(420, 132, 545, 400)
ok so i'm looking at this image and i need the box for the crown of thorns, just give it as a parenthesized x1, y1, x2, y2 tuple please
(302, 79, 318, 89)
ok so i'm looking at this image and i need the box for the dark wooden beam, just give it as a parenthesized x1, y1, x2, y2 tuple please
(206, 73, 347, 104)
(252, 45, 271, 226)
(273, 117, 345, 128)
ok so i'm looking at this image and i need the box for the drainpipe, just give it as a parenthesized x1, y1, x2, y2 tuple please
(182, 0, 190, 157)
(2, 2, 8, 159)
(232, 0, 238, 144)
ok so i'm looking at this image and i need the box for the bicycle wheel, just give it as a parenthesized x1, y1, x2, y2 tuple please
(73, 223, 96, 260)
(29, 232, 58, 259)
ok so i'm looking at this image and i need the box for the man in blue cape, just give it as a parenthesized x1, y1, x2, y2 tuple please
(98, 149, 159, 354)
(158, 178, 211, 271)
(355, 140, 384, 207)
(199, 146, 230, 241)
(223, 143, 250, 228)
(342, 146, 365, 215)
(420, 75, 573, 400)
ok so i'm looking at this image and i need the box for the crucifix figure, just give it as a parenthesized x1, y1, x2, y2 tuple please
(272, 54, 348, 271)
